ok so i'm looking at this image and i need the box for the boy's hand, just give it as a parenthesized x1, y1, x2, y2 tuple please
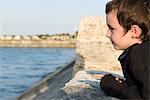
(100, 74, 126, 92)
(115, 77, 123, 83)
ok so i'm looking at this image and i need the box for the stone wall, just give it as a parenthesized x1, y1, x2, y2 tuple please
(73, 16, 122, 76)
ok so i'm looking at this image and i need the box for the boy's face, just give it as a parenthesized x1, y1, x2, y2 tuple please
(106, 11, 141, 50)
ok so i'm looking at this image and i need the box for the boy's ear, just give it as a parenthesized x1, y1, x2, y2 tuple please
(130, 25, 142, 38)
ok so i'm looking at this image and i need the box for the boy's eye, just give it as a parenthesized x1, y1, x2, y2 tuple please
(107, 24, 115, 32)
(109, 27, 114, 31)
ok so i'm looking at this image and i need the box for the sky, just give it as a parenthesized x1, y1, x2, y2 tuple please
(0, 0, 109, 35)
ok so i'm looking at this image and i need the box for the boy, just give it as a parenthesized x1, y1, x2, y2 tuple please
(100, 0, 150, 99)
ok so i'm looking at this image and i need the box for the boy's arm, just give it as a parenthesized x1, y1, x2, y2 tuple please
(100, 74, 142, 99)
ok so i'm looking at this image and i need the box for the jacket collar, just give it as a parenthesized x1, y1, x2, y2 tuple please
(118, 43, 139, 61)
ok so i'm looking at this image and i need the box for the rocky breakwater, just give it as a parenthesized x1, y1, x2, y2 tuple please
(51, 16, 123, 100)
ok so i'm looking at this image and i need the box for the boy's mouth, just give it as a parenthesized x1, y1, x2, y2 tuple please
(111, 41, 116, 46)
(110, 40, 114, 44)
(112, 41, 115, 44)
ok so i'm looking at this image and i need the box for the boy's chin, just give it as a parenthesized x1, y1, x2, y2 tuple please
(113, 45, 122, 50)
(114, 47, 120, 50)
(112, 43, 125, 50)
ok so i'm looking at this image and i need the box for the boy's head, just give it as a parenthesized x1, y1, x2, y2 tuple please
(105, 0, 150, 50)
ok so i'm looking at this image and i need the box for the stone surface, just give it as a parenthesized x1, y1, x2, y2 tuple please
(77, 16, 108, 43)
(51, 70, 122, 100)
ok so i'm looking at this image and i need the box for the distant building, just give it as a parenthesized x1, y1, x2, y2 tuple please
(23, 35, 31, 40)
(13, 35, 21, 40)
(51, 35, 70, 41)
(6, 36, 13, 40)
(32, 35, 40, 40)
(0, 35, 6, 40)
(0, 35, 13, 40)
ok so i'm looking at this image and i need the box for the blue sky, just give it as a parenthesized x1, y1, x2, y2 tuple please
(1, 0, 109, 35)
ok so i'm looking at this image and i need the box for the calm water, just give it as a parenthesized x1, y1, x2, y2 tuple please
(0, 48, 75, 100)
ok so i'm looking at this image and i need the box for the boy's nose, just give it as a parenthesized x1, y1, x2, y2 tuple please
(106, 30, 111, 38)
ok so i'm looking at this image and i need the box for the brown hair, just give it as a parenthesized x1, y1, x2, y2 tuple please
(106, 0, 150, 41)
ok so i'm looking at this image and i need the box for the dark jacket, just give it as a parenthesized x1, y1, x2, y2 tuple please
(100, 41, 150, 99)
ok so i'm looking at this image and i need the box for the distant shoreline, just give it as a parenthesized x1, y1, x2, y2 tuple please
(0, 40, 76, 48)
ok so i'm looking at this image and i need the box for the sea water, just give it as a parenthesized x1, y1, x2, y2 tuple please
(0, 48, 75, 100)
